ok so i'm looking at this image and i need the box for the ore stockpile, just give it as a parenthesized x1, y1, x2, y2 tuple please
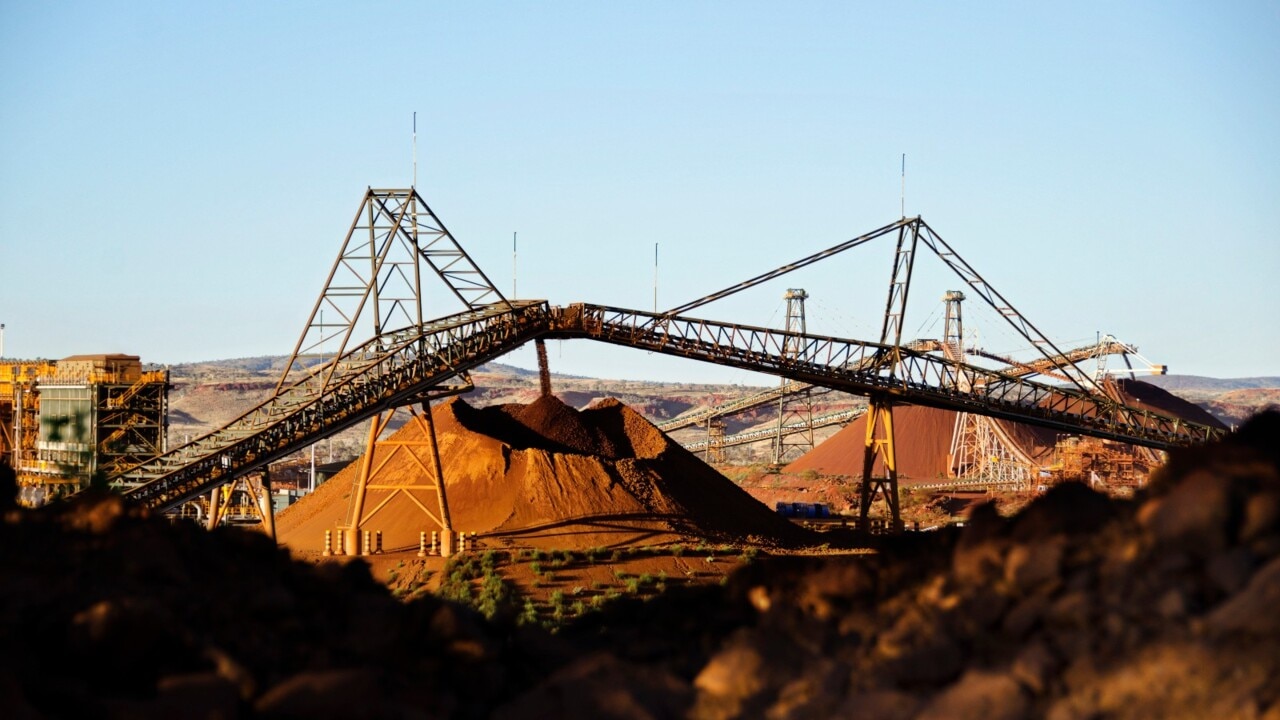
(3, 411, 1279, 718)
(276, 395, 811, 552)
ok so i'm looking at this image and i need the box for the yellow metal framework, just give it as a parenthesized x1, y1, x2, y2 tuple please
(3, 358, 167, 503)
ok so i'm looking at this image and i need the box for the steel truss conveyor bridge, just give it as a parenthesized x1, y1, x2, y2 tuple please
(683, 408, 866, 455)
(115, 187, 1225, 531)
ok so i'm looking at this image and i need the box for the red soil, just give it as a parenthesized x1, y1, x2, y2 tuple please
(277, 396, 810, 552)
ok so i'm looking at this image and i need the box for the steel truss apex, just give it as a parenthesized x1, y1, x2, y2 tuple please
(276, 187, 511, 398)
(661, 216, 1112, 400)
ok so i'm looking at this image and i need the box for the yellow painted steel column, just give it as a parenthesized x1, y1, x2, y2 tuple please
(858, 398, 903, 533)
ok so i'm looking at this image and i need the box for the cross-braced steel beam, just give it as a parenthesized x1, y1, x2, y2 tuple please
(554, 304, 1224, 450)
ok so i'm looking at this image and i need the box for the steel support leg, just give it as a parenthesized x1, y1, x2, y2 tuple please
(859, 397, 903, 533)
(206, 485, 222, 531)
(422, 401, 455, 557)
(258, 467, 276, 541)
(346, 413, 387, 556)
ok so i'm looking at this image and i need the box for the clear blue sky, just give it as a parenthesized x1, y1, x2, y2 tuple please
(2, 2, 1277, 384)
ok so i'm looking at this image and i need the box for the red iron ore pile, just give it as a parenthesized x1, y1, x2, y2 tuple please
(277, 395, 810, 552)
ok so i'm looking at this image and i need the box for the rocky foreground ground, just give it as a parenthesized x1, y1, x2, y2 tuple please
(2, 412, 1279, 719)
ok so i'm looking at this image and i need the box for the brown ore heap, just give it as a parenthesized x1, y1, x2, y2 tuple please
(276, 395, 809, 551)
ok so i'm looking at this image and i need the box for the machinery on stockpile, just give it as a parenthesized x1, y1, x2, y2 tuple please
(87, 186, 1223, 546)
(937, 290, 1171, 492)
(0, 354, 168, 506)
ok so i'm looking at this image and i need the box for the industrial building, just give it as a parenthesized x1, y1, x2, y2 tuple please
(0, 354, 169, 505)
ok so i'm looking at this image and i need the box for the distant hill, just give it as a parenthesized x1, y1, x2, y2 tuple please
(1141, 375, 1280, 393)
(1136, 375, 1279, 427)
(163, 359, 1278, 463)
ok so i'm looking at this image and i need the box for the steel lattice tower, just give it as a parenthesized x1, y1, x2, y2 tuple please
(945, 290, 1034, 488)
(772, 289, 814, 465)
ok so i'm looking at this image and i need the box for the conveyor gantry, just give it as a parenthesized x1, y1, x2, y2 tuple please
(119, 302, 551, 512)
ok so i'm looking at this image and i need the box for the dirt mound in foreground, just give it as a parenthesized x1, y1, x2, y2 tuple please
(499, 411, 1280, 718)
(277, 396, 809, 550)
(0, 483, 519, 718)
(3, 413, 1278, 718)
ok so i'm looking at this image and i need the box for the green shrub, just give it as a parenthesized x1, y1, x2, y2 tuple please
(474, 572, 515, 620)
(518, 599, 539, 626)
(438, 576, 472, 604)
